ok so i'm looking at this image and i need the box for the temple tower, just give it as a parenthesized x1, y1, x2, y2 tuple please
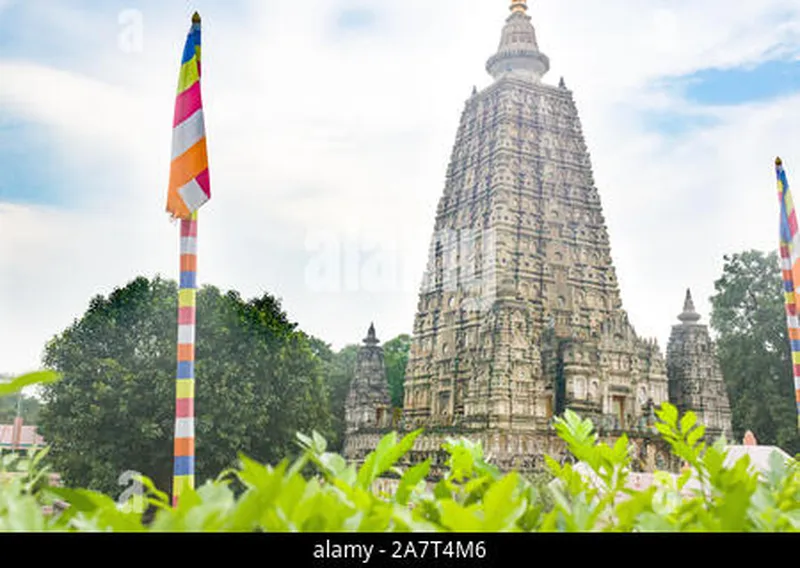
(402, 0, 669, 440)
(344, 324, 392, 435)
(666, 290, 733, 441)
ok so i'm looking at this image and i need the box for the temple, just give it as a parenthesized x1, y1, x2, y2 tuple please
(667, 290, 733, 441)
(344, 324, 393, 435)
(343, 1, 732, 473)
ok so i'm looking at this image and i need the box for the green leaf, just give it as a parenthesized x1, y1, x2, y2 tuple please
(679, 412, 697, 435)
(482, 472, 524, 531)
(0, 371, 60, 398)
(376, 429, 421, 476)
(46, 487, 105, 513)
(133, 474, 169, 505)
(311, 431, 328, 454)
(686, 425, 706, 449)
(433, 479, 452, 500)
(296, 432, 313, 449)
(438, 499, 482, 531)
(657, 403, 679, 428)
(396, 459, 431, 506)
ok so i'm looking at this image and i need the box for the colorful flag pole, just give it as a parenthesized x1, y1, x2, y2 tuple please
(173, 212, 198, 506)
(775, 157, 800, 430)
(168, 12, 211, 506)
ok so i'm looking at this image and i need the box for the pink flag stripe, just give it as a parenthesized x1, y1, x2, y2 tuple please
(175, 398, 194, 418)
(178, 307, 196, 325)
(173, 82, 203, 128)
(180, 219, 198, 237)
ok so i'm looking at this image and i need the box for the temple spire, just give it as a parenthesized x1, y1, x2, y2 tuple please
(678, 288, 701, 324)
(486, 0, 550, 82)
(364, 322, 379, 345)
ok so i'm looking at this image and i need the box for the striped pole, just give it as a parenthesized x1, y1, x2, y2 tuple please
(775, 157, 800, 430)
(173, 210, 197, 506)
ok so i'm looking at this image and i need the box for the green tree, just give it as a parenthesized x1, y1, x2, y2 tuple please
(308, 339, 358, 451)
(0, 395, 41, 424)
(710, 250, 800, 454)
(38, 277, 332, 496)
(383, 334, 411, 408)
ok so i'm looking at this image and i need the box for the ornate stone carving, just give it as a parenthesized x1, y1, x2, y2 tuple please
(344, 2, 682, 474)
(666, 290, 733, 441)
(344, 324, 393, 435)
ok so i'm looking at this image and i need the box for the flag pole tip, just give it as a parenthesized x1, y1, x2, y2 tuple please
(776, 156, 783, 166)
(192, 12, 201, 23)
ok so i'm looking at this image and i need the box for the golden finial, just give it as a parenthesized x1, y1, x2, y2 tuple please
(511, 0, 528, 13)
(192, 12, 201, 24)
(776, 156, 783, 166)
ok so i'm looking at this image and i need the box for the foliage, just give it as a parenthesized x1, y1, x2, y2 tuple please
(0, 394, 41, 425)
(0, 371, 49, 424)
(0, 371, 60, 398)
(1, 447, 58, 500)
(0, 372, 63, 530)
(383, 334, 411, 408)
(37, 277, 333, 497)
(309, 339, 358, 452)
(0, 368, 796, 532)
(710, 250, 800, 454)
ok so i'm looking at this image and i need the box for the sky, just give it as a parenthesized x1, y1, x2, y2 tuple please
(2, 0, 800, 376)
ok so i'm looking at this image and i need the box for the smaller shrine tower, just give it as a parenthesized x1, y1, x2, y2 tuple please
(666, 289, 733, 441)
(344, 323, 393, 435)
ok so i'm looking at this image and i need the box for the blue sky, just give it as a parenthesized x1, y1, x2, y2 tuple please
(3, 0, 800, 375)
(681, 59, 800, 106)
(0, 121, 62, 206)
(336, 7, 378, 31)
(3, 1, 799, 209)
(641, 55, 800, 126)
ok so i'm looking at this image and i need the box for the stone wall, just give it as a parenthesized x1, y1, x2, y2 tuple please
(344, 430, 679, 476)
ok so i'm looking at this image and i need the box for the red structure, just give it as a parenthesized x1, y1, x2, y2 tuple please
(0, 417, 45, 451)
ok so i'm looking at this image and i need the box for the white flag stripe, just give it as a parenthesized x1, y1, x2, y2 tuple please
(175, 418, 195, 438)
(171, 109, 206, 160)
(178, 325, 195, 344)
(179, 179, 210, 212)
(180, 237, 197, 255)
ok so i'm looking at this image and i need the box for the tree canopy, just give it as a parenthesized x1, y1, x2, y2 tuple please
(38, 277, 332, 496)
(308, 338, 358, 452)
(383, 334, 411, 408)
(710, 250, 800, 454)
(0, 394, 40, 424)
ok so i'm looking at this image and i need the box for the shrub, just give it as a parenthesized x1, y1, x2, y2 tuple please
(0, 371, 797, 531)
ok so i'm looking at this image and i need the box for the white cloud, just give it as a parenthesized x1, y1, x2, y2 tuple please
(2, 0, 800, 374)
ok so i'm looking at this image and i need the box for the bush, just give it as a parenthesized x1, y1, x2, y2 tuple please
(0, 371, 797, 531)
